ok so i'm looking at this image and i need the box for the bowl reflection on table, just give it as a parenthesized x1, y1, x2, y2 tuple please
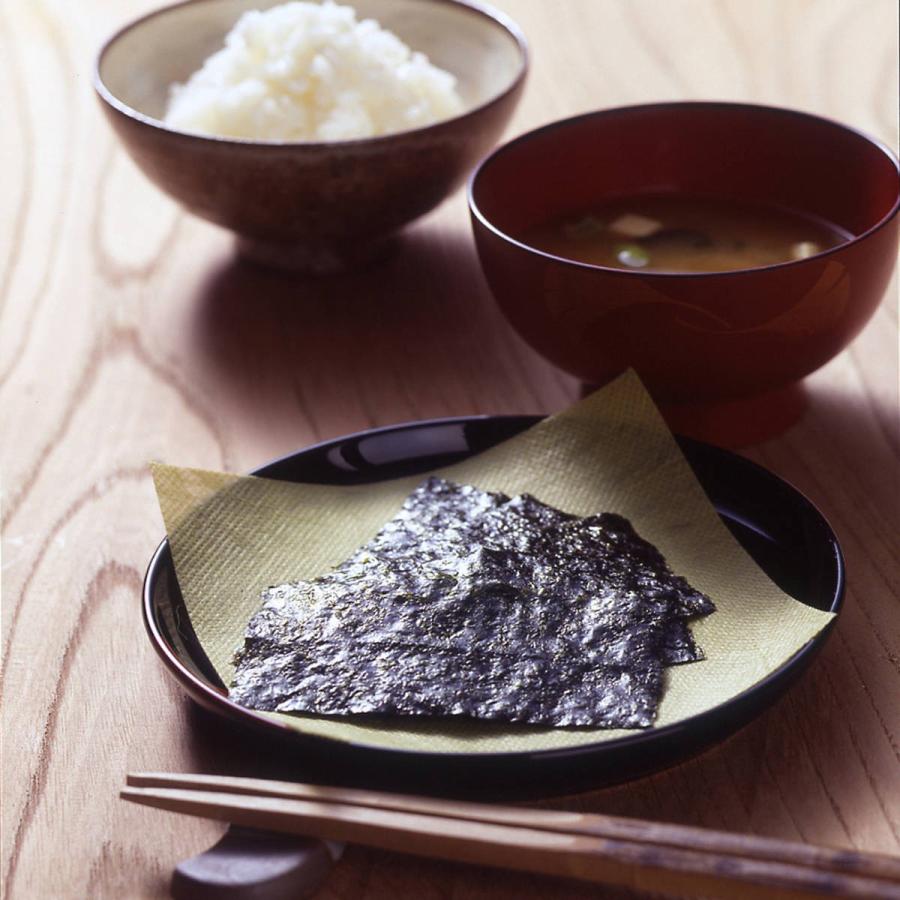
(95, 0, 527, 273)
(469, 103, 899, 440)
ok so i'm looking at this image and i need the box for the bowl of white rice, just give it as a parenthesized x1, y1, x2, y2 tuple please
(95, 0, 527, 272)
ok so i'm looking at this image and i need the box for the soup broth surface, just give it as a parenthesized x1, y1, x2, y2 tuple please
(521, 194, 849, 273)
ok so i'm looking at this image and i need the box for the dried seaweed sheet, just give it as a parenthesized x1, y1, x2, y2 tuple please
(231, 478, 715, 728)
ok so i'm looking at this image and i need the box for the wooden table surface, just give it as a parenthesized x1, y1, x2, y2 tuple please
(2, 0, 898, 897)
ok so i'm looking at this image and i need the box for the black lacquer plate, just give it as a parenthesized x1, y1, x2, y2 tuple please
(143, 416, 844, 798)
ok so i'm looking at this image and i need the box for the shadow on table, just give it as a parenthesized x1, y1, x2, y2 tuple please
(183, 226, 539, 431)
(801, 383, 899, 474)
(748, 378, 900, 531)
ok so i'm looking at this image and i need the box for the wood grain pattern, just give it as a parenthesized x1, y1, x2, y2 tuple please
(1, 1, 897, 897)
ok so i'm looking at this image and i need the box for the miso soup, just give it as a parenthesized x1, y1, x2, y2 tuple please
(521, 194, 850, 273)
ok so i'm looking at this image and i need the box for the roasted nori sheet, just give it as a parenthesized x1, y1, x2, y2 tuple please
(231, 478, 715, 728)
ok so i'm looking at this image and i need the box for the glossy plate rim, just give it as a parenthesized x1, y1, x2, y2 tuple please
(143, 415, 844, 774)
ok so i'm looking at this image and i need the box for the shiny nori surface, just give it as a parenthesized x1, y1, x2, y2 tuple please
(231, 478, 715, 728)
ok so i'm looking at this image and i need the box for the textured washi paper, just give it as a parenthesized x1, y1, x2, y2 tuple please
(152, 371, 833, 753)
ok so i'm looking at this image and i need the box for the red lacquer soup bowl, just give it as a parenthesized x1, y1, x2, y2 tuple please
(469, 103, 899, 427)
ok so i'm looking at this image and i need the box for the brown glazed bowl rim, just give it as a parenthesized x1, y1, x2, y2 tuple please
(93, 0, 529, 150)
(468, 101, 900, 280)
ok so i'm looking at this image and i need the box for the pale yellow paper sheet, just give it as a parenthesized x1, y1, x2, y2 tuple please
(152, 371, 833, 753)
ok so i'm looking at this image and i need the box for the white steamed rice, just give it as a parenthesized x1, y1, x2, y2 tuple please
(164, 1, 465, 141)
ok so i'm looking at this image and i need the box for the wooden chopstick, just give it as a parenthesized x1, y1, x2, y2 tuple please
(122, 774, 900, 900)
(127, 772, 900, 884)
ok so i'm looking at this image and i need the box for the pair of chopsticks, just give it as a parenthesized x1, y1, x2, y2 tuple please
(122, 773, 900, 899)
